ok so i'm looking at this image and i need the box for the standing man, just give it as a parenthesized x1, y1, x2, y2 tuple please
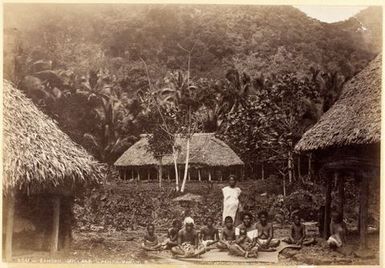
(222, 175, 242, 226)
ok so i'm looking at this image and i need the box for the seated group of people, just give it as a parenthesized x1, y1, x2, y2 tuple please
(141, 210, 317, 258)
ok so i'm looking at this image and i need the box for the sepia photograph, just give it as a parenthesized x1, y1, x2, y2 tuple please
(2, 2, 382, 266)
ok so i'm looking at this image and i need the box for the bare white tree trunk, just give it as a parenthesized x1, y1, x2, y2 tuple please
(288, 151, 293, 183)
(172, 146, 179, 191)
(180, 138, 190, 192)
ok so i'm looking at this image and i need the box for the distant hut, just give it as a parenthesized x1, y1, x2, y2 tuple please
(114, 133, 244, 181)
(295, 55, 381, 249)
(3, 81, 104, 260)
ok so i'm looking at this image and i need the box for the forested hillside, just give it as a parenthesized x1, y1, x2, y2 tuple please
(3, 4, 382, 169)
(5, 5, 380, 81)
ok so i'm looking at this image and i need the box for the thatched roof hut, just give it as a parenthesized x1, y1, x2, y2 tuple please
(115, 133, 244, 168)
(294, 55, 381, 250)
(3, 81, 104, 194)
(3, 81, 104, 259)
(295, 54, 381, 152)
(114, 133, 244, 181)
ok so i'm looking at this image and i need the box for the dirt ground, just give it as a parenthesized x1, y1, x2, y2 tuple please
(9, 226, 379, 265)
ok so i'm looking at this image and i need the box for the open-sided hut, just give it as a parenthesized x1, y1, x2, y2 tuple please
(295, 55, 381, 249)
(2, 81, 104, 260)
(114, 133, 244, 181)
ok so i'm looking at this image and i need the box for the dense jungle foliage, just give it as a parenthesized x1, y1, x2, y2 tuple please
(4, 4, 381, 177)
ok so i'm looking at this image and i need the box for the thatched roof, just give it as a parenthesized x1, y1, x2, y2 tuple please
(3, 81, 104, 194)
(295, 54, 381, 152)
(114, 133, 244, 167)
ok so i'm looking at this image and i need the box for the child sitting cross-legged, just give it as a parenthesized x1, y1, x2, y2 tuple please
(256, 211, 280, 251)
(327, 211, 347, 250)
(199, 216, 219, 249)
(161, 219, 182, 249)
(228, 228, 258, 258)
(282, 214, 315, 247)
(141, 223, 162, 251)
(217, 216, 236, 250)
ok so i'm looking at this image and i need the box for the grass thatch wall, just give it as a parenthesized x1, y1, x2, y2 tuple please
(114, 133, 244, 167)
(3, 81, 105, 194)
(295, 54, 381, 152)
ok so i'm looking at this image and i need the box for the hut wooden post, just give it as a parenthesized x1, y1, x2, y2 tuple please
(137, 169, 140, 181)
(198, 169, 201, 182)
(147, 169, 150, 181)
(158, 158, 163, 188)
(297, 156, 301, 179)
(308, 153, 312, 181)
(208, 169, 212, 181)
(5, 191, 15, 262)
(51, 195, 61, 254)
(261, 163, 265, 180)
(63, 198, 72, 254)
(359, 172, 369, 249)
(323, 176, 332, 239)
(167, 169, 171, 182)
(220, 170, 223, 181)
(337, 173, 344, 217)
(131, 169, 134, 180)
(188, 170, 191, 181)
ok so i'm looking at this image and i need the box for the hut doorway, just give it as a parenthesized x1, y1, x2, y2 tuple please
(3, 193, 74, 260)
(319, 153, 380, 250)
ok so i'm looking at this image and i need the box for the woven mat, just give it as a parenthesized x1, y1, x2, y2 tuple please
(153, 242, 301, 264)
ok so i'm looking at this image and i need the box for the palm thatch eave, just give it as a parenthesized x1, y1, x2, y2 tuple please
(295, 54, 381, 153)
(3, 80, 105, 194)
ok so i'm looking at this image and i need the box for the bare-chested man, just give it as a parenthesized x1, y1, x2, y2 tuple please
(282, 214, 315, 246)
(171, 217, 206, 257)
(229, 212, 259, 257)
(327, 211, 347, 249)
(255, 211, 280, 251)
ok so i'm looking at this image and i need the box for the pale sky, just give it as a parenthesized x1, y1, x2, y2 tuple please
(295, 6, 368, 23)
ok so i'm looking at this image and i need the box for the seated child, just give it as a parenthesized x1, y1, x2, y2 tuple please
(141, 223, 162, 251)
(217, 216, 236, 250)
(256, 211, 280, 251)
(283, 214, 315, 246)
(228, 228, 258, 258)
(162, 219, 182, 249)
(171, 217, 206, 258)
(327, 211, 346, 249)
(199, 216, 219, 249)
